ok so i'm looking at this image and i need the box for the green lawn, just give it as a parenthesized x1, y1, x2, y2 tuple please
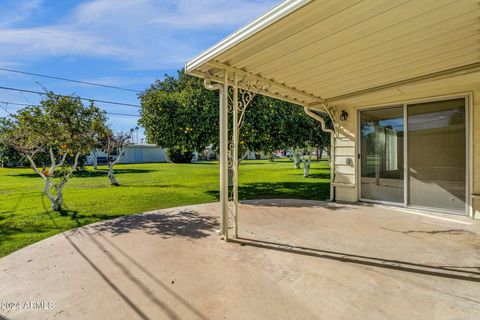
(0, 159, 330, 257)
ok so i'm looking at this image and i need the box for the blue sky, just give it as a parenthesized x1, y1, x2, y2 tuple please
(0, 0, 278, 140)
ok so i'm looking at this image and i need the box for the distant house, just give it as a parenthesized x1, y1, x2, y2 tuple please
(86, 143, 167, 165)
(118, 144, 167, 164)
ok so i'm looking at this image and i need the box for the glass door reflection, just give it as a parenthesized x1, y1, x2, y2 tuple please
(360, 107, 404, 204)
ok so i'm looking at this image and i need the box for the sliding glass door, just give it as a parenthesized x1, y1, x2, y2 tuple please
(360, 97, 467, 214)
(407, 99, 466, 213)
(360, 107, 404, 203)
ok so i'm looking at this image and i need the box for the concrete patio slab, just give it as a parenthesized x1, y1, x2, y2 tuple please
(1, 200, 479, 320)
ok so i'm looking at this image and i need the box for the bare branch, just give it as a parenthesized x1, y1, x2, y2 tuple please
(57, 150, 69, 169)
(25, 154, 49, 181)
(49, 148, 56, 171)
(58, 152, 81, 190)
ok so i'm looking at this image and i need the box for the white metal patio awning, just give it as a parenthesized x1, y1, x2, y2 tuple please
(185, 0, 480, 107)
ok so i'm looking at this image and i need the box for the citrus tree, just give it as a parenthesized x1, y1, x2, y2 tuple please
(140, 70, 331, 169)
(1, 93, 107, 212)
(139, 70, 218, 163)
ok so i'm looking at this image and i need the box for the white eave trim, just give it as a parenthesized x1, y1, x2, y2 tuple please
(184, 0, 312, 73)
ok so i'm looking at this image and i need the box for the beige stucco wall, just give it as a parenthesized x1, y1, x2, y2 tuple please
(330, 73, 480, 218)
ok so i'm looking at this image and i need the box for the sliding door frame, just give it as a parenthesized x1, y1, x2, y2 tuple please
(356, 93, 471, 216)
(357, 105, 405, 207)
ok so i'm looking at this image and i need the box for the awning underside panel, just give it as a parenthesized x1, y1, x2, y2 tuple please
(187, 0, 480, 105)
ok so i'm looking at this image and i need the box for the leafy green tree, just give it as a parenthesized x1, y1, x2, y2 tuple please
(139, 70, 218, 163)
(0, 118, 25, 167)
(243, 98, 331, 174)
(276, 102, 309, 168)
(242, 97, 331, 173)
(1, 93, 108, 211)
(241, 96, 289, 159)
(300, 114, 331, 176)
(140, 70, 331, 170)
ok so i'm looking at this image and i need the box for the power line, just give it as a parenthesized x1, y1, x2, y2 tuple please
(0, 101, 140, 118)
(107, 112, 140, 117)
(0, 85, 141, 108)
(0, 67, 143, 93)
(0, 104, 14, 116)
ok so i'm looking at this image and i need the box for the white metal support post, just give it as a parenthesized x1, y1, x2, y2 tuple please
(225, 73, 258, 240)
(228, 75, 257, 239)
(232, 72, 239, 238)
(219, 69, 229, 240)
(207, 70, 258, 241)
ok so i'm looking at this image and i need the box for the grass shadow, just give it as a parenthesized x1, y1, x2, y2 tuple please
(288, 173, 330, 179)
(206, 181, 330, 201)
(77, 168, 157, 177)
(0, 221, 66, 257)
(189, 161, 218, 165)
(9, 168, 156, 179)
(238, 161, 282, 165)
(58, 209, 79, 218)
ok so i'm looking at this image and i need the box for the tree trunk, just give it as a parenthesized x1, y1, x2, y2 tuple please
(52, 189, 63, 211)
(292, 148, 301, 169)
(43, 180, 63, 211)
(303, 148, 312, 177)
(302, 157, 309, 177)
(108, 165, 119, 186)
(92, 151, 98, 170)
(26, 152, 79, 213)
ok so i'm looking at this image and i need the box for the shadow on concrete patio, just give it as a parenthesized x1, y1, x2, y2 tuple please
(231, 237, 480, 283)
(64, 235, 153, 320)
(65, 225, 211, 320)
(90, 210, 218, 238)
(98, 233, 209, 319)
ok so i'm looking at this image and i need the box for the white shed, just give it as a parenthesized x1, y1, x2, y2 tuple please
(118, 144, 167, 164)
